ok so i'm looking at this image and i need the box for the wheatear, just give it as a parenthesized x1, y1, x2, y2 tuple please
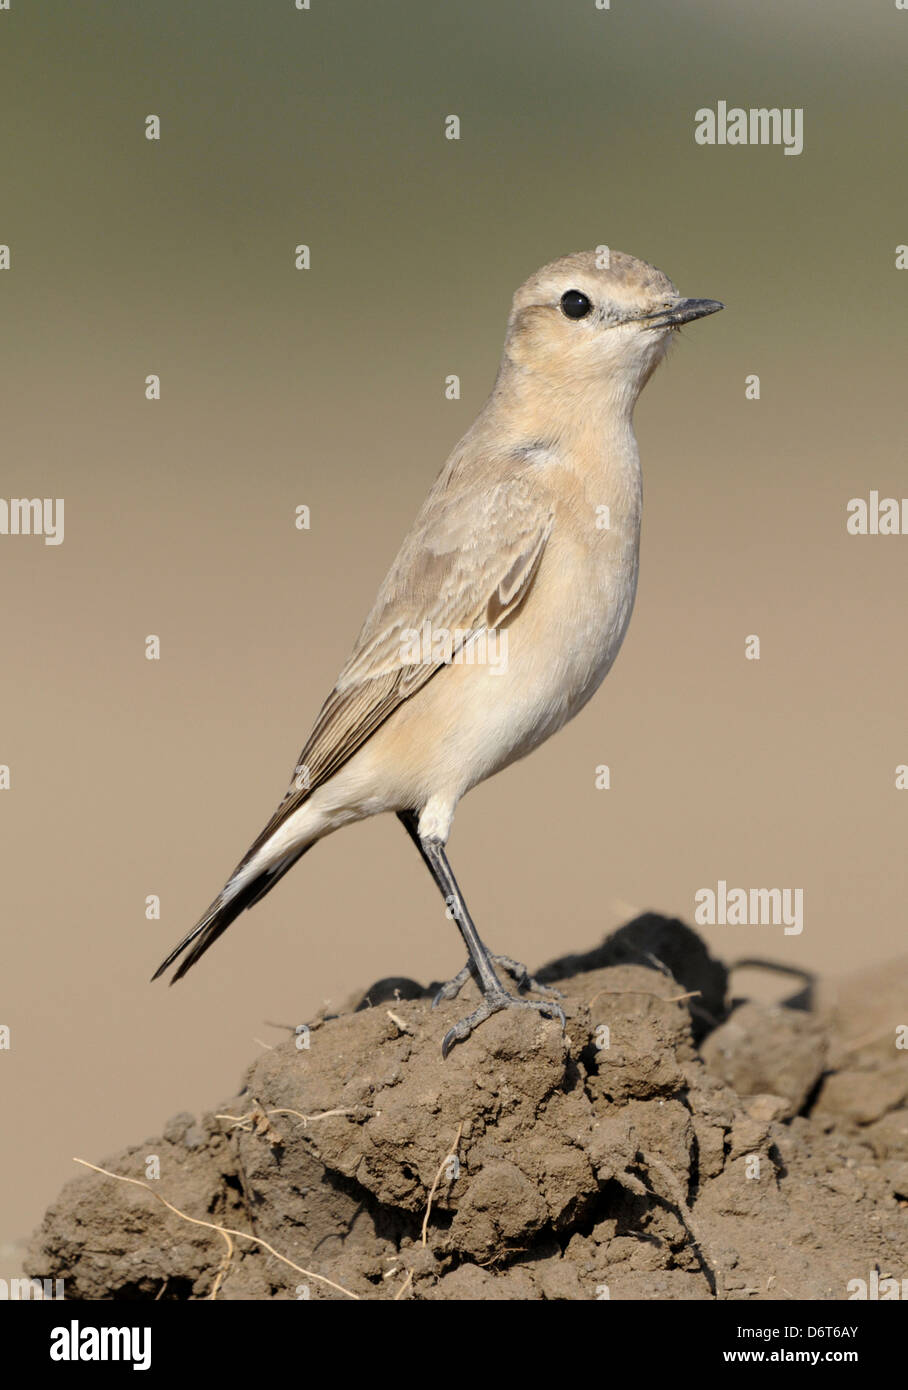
(154, 249, 723, 1055)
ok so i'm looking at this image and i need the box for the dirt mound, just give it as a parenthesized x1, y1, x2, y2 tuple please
(26, 917, 908, 1300)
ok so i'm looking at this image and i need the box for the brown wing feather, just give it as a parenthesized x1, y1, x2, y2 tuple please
(240, 473, 554, 863)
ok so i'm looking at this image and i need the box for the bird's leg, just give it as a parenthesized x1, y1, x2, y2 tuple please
(397, 810, 560, 999)
(397, 811, 565, 1057)
(432, 952, 559, 1004)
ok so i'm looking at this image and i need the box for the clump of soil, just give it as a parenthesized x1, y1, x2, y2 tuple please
(27, 915, 908, 1300)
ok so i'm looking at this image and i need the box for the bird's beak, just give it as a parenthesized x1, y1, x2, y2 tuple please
(641, 298, 725, 329)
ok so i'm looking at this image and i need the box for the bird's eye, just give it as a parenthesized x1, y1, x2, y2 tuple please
(560, 289, 593, 320)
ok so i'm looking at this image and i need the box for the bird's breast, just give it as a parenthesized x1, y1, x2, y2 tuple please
(362, 440, 644, 807)
(524, 504, 640, 725)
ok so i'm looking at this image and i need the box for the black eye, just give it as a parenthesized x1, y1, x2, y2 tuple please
(560, 289, 592, 320)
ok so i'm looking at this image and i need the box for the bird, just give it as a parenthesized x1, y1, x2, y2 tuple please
(153, 249, 723, 1056)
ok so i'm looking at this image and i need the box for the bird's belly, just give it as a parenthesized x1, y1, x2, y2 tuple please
(489, 540, 638, 768)
(323, 524, 640, 827)
(392, 531, 639, 799)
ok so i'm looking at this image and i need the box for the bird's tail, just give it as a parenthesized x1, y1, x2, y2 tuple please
(151, 841, 313, 984)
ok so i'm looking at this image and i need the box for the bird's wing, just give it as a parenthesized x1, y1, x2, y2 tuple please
(243, 472, 553, 858)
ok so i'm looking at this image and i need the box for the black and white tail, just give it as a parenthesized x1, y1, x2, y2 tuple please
(151, 842, 311, 984)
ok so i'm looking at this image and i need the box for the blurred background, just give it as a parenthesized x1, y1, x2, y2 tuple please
(1, 0, 906, 1259)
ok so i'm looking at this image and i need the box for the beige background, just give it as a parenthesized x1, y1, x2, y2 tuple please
(1, 0, 906, 1254)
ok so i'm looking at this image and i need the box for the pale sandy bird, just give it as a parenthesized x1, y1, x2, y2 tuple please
(154, 249, 723, 1055)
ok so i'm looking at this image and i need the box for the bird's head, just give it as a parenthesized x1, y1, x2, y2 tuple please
(503, 249, 723, 408)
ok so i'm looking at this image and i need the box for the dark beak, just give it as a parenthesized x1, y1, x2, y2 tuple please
(642, 298, 724, 329)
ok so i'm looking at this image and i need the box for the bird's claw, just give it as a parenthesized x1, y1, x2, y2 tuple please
(432, 962, 473, 1007)
(491, 954, 563, 1000)
(432, 954, 562, 1008)
(441, 990, 566, 1059)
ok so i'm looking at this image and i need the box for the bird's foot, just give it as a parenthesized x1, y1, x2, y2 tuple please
(441, 989, 566, 1059)
(432, 954, 562, 1007)
(493, 954, 563, 999)
(431, 961, 475, 1006)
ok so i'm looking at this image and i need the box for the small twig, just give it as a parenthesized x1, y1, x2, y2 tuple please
(386, 1010, 413, 1034)
(639, 1151, 724, 1300)
(216, 1107, 362, 1132)
(73, 1158, 359, 1301)
(394, 1271, 413, 1301)
(588, 987, 701, 1010)
(271, 1106, 361, 1125)
(421, 1122, 464, 1247)
(208, 1232, 234, 1301)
